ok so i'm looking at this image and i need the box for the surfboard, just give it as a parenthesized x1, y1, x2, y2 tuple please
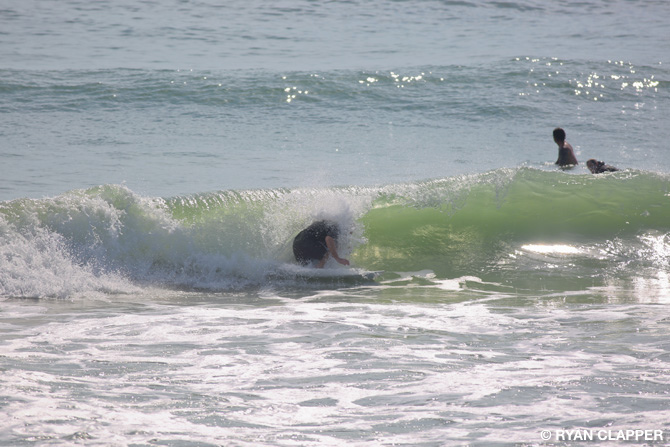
(270, 264, 383, 282)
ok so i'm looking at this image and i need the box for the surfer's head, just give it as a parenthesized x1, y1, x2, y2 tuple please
(553, 127, 566, 143)
(586, 159, 604, 173)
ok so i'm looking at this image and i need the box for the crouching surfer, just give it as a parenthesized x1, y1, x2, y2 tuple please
(293, 220, 350, 268)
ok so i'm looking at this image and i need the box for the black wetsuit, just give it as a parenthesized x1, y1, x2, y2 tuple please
(292, 220, 340, 265)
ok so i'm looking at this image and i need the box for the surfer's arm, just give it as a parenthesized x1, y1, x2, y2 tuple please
(323, 236, 349, 267)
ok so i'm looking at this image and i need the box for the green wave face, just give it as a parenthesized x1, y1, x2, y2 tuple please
(356, 169, 670, 275)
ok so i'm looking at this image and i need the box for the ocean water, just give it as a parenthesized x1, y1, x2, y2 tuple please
(2, 1, 670, 446)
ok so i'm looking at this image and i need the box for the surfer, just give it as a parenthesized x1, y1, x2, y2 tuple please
(553, 127, 578, 167)
(293, 220, 350, 268)
(586, 158, 619, 174)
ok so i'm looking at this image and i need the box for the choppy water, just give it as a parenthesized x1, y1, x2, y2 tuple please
(2, 0, 670, 446)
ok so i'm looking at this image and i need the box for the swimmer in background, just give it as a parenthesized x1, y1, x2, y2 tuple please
(293, 220, 350, 268)
(587, 158, 619, 174)
(553, 127, 578, 167)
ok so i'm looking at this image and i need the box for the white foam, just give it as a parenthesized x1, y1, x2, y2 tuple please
(522, 244, 582, 255)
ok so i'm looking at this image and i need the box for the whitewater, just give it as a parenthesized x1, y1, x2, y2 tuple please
(2, 0, 670, 445)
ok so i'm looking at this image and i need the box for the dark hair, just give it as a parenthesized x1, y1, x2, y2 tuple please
(586, 158, 606, 173)
(553, 127, 566, 141)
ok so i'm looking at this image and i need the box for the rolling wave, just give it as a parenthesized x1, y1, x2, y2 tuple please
(1, 58, 663, 113)
(1, 168, 669, 298)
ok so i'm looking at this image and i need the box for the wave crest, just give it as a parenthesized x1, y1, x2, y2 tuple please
(2, 169, 669, 297)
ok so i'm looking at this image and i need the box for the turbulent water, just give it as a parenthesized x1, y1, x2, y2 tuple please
(2, 0, 670, 446)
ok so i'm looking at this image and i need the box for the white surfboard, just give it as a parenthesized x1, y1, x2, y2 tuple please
(271, 264, 383, 282)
